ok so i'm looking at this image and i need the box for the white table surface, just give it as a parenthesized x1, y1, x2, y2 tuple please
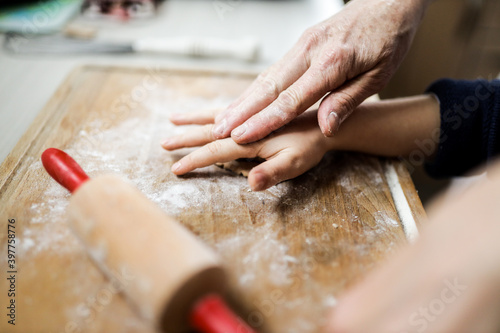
(0, 0, 343, 164)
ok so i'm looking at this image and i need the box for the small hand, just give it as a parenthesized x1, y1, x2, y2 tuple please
(211, 0, 430, 144)
(162, 110, 330, 191)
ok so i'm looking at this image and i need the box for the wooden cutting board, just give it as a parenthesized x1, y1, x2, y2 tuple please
(0, 65, 426, 333)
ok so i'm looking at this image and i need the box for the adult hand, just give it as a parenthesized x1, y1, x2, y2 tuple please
(326, 163, 500, 333)
(212, 0, 431, 144)
(163, 110, 330, 191)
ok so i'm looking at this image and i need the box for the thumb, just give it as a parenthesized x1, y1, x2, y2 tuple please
(248, 151, 320, 191)
(318, 72, 383, 137)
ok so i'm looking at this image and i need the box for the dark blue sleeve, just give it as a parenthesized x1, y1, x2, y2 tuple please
(424, 78, 500, 178)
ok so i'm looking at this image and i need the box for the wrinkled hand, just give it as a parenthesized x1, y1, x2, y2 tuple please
(326, 163, 500, 333)
(211, 0, 430, 144)
(163, 109, 330, 191)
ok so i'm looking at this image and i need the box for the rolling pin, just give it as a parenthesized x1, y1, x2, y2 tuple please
(41, 148, 255, 333)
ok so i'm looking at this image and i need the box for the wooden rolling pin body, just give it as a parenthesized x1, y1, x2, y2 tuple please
(68, 174, 225, 332)
(41, 148, 255, 333)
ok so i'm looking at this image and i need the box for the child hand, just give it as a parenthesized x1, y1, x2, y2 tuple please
(162, 110, 331, 191)
(163, 94, 440, 191)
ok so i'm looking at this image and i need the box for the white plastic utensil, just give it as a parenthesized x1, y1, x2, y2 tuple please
(133, 37, 260, 62)
(4, 32, 260, 62)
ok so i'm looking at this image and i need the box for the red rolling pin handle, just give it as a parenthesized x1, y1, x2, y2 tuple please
(41, 148, 258, 333)
(41, 148, 90, 193)
(191, 294, 256, 333)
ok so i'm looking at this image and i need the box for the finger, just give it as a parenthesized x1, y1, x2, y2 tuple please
(214, 38, 315, 126)
(230, 67, 335, 144)
(171, 139, 256, 175)
(214, 63, 291, 125)
(212, 51, 311, 139)
(317, 69, 387, 136)
(161, 124, 215, 151)
(213, 72, 267, 124)
(169, 108, 221, 125)
(248, 151, 318, 191)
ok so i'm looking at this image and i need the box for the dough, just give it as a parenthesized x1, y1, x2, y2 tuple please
(215, 158, 265, 177)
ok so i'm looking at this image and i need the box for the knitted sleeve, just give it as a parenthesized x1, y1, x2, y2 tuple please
(424, 78, 500, 178)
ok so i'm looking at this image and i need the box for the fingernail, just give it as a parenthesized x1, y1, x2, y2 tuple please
(161, 138, 170, 147)
(232, 124, 247, 138)
(212, 119, 227, 138)
(171, 162, 182, 173)
(327, 112, 340, 136)
(252, 173, 267, 191)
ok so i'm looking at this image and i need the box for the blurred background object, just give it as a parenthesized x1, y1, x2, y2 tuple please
(81, 0, 163, 20)
(4, 32, 260, 61)
(0, 0, 81, 34)
(0, 0, 163, 36)
(378, 0, 500, 206)
(380, 0, 500, 97)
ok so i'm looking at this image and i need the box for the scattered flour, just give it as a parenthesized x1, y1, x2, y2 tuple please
(21, 86, 406, 332)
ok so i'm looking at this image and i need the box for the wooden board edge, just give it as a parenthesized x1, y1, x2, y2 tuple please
(0, 66, 87, 194)
(388, 159, 428, 228)
(79, 64, 261, 80)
